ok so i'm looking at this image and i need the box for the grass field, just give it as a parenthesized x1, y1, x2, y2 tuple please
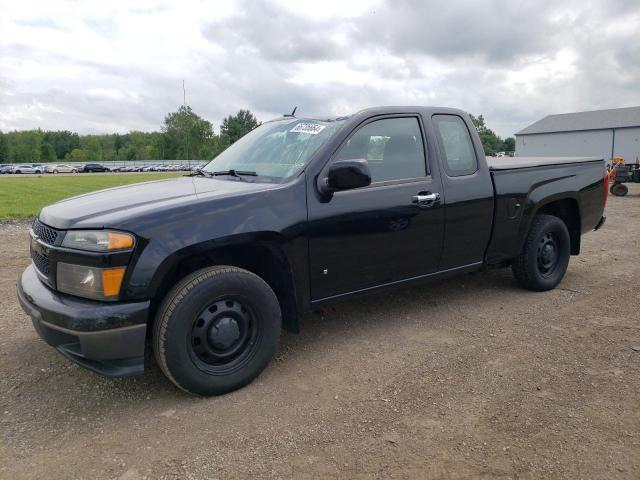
(0, 173, 182, 220)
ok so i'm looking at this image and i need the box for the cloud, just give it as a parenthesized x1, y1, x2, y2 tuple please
(203, 1, 342, 63)
(0, 0, 639, 138)
(352, 0, 562, 63)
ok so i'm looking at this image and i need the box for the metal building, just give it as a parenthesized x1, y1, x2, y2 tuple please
(515, 106, 640, 163)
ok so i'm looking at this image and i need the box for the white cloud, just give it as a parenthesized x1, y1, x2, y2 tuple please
(0, 0, 639, 137)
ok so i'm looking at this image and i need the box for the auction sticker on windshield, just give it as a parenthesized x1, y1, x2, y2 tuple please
(290, 123, 327, 135)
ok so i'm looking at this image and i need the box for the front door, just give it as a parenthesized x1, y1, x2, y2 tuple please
(307, 115, 445, 301)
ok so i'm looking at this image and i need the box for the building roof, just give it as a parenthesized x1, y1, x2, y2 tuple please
(515, 106, 640, 135)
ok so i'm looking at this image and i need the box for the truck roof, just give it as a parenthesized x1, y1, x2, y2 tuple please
(266, 106, 469, 124)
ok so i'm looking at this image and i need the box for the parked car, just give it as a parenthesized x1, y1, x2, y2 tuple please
(45, 164, 79, 174)
(18, 106, 607, 396)
(12, 164, 43, 174)
(0, 164, 14, 174)
(81, 163, 110, 173)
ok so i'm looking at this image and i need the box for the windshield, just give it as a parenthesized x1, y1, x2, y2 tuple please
(202, 118, 345, 181)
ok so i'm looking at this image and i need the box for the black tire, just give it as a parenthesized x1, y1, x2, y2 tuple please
(512, 214, 571, 291)
(610, 183, 628, 196)
(14, 170, 21, 174)
(152, 266, 281, 396)
(53, 169, 59, 174)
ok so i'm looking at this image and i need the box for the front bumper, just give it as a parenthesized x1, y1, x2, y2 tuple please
(17, 264, 150, 377)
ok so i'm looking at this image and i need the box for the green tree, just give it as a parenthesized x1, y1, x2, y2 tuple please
(40, 143, 57, 162)
(469, 114, 503, 156)
(100, 135, 118, 161)
(7, 130, 43, 162)
(162, 105, 216, 160)
(67, 148, 90, 161)
(502, 137, 515, 153)
(1, 107, 261, 163)
(220, 109, 260, 146)
(125, 131, 159, 160)
(80, 135, 104, 160)
(0, 131, 9, 162)
(43, 131, 80, 159)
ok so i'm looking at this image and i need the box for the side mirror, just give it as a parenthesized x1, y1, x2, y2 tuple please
(319, 159, 372, 195)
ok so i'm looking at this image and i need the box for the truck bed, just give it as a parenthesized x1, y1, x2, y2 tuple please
(487, 156, 604, 170)
(485, 155, 606, 266)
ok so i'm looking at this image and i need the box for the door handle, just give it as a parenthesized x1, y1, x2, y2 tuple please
(412, 192, 440, 206)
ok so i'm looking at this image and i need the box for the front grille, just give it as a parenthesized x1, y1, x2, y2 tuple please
(32, 219, 59, 245)
(31, 249, 50, 276)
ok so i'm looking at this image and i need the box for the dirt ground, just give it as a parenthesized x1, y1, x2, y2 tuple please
(1, 186, 638, 480)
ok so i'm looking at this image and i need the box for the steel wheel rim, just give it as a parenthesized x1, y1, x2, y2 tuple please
(537, 232, 559, 277)
(188, 298, 259, 374)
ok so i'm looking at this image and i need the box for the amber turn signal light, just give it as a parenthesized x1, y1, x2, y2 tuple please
(107, 232, 135, 251)
(101, 267, 126, 297)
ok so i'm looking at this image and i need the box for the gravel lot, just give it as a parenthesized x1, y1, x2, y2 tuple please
(1, 185, 638, 479)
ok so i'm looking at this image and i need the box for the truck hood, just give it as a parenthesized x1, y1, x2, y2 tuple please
(39, 176, 280, 230)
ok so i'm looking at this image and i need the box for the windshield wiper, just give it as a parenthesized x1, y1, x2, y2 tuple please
(189, 168, 212, 177)
(211, 169, 258, 181)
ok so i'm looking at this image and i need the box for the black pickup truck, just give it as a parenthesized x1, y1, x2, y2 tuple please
(17, 107, 608, 395)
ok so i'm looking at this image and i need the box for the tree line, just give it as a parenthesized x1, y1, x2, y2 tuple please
(0, 107, 259, 163)
(0, 108, 513, 164)
(469, 114, 515, 156)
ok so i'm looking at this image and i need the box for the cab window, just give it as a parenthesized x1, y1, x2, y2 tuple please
(432, 114, 478, 176)
(335, 117, 426, 182)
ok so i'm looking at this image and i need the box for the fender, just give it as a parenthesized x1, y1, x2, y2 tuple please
(515, 188, 581, 256)
(125, 230, 308, 332)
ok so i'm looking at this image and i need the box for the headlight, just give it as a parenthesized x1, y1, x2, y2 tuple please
(57, 263, 126, 300)
(62, 230, 135, 252)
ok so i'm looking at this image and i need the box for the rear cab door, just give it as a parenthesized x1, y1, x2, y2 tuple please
(427, 112, 494, 270)
(306, 110, 446, 301)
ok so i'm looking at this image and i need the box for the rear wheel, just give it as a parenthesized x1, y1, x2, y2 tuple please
(610, 183, 628, 196)
(512, 214, 571, 291)
(152, 266, 281, 396)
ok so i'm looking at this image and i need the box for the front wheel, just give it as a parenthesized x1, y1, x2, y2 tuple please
(512, 214, 571, 291)
(152, 266, 281, 396)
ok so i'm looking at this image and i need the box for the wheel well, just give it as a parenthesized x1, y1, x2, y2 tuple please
(149, 243, 299, 334)
(537, 198, 581, 254)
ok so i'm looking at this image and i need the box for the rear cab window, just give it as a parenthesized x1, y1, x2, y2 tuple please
(432, 114, 478, 176)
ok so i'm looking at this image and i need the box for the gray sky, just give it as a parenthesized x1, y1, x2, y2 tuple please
(1, 0, 639, 138)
